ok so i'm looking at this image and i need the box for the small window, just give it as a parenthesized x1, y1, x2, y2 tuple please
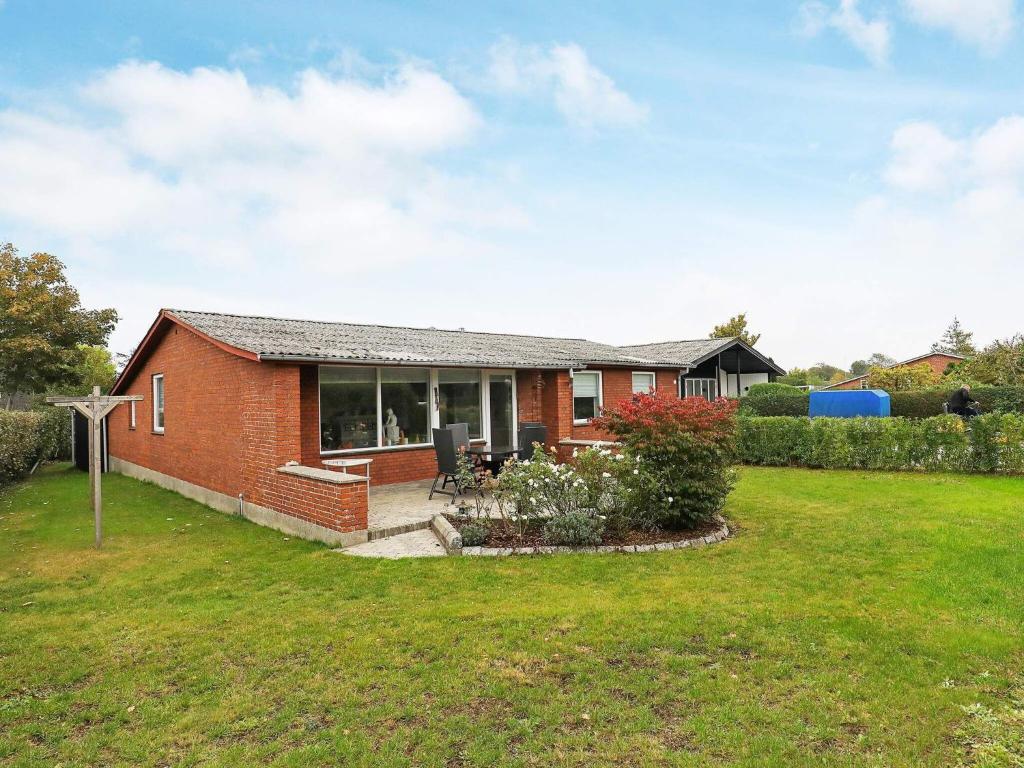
(860, 379, 868, 390)
(631, 372, 655, 394)
(682, 378, 718, 402)
(152, 374, 165, 433)
(573, 371, 602, 423)
(129, 401, 136, 430)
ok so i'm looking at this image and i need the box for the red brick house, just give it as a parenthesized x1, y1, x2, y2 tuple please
(108, 310, 784, 545)
(823, 352, 965, 391)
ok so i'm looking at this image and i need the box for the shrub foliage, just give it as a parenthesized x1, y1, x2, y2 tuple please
(594, 391, 738, 528)
(737, 414, 1024, 473)
(0, 408, 71, 485)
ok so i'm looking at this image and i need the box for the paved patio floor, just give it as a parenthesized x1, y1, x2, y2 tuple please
(366, 478, 498, 538)
(340, 528, 447, 558)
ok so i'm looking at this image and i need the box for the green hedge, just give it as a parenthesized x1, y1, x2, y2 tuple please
(739, 390, 809, 417)
(0, 409, 72, 486)
(889, 386, 1024, 417)
(736, 414, 1024, 473)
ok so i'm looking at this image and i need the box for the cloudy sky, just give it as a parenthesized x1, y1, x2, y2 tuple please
(1, 1, 1022, 369)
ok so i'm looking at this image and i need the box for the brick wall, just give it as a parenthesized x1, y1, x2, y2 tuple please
(830, 354, 963, 390)
(108, 320, 367, 534)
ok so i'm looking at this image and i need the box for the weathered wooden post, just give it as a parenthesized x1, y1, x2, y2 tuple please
(48, 387, 143, 548)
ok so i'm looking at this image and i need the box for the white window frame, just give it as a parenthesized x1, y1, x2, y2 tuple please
(682, 377, 718, 402)
(572, 370, 603, 425)
(152, 374, 165, 433)
(129, 400, 136, 430)
(319, 366, 517, 455)
(631, 371, 656, 394)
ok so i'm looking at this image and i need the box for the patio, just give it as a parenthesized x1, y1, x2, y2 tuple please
(366, 478, 501, 540)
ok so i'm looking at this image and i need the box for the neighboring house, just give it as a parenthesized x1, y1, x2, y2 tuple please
(823, 352, 965, 390)
(108, 309, 785, 545)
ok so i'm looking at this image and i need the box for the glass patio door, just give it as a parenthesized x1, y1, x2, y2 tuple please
(485, 372, 515, 448)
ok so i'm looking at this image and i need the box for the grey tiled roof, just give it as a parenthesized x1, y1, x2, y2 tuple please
(618, 338, 736, 365)
(168, 310, 695, 369)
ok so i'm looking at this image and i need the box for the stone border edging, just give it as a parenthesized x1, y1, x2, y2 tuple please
(431, 513, 463, 554)
(459, 517, 730, 557)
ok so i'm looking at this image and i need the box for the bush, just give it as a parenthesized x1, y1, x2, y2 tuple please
(460, 522, 489, 547)
(0, 408, 71, 485)
(740, 388, 809, 417)
(736, 414, 1024, 474)
(889, 386, 1024, 418)
(594, 391, 738, 529)
(746, 382, 803, 397)
(542, 511, 605, 547)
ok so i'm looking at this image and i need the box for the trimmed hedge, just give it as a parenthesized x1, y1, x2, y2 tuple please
(890, 386, 1024, 418)
(741, 385, 1024, 418)
(739, 391, 809, 417)
(0, 409, 72, 486)
(737, 414, 1024, 473)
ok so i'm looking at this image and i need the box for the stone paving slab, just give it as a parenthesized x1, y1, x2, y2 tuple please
(337, 528, 446, 559)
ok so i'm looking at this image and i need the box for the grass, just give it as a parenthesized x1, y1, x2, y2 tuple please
(1, 464, 1023, 767)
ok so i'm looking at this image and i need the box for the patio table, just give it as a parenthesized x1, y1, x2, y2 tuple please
(466, 444, 516, 474)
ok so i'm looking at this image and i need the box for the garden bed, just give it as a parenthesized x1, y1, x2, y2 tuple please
(444, 513, 725, 549)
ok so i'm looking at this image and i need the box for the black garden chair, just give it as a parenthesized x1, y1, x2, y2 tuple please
(517, 424, 548, 461)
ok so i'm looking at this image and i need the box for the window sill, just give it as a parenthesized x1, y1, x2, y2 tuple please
(152, 430, 164, 435)
(573, 419, 594, 426)
(320, 437, 486, 457)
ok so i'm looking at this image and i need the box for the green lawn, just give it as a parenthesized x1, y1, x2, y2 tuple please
(2, 465, 1023, 767)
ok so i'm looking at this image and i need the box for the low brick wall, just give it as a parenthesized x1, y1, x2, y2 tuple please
(272, 465, 368, 533)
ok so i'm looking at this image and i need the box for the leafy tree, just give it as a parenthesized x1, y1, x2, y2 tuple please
(778, 367, 826, 387)
(849, 360, 870, 377)
(931, 317, 977, 357)
(867, 352, 896, 368)
(66, 345, 117, 395)
(950, 334, 1024, 386)
(710, 313, 760, 347)
(0, 244, 118, 409)
(867, 363, 940, 392)
(828, 371, 847, 385)
(808, 362, 846, 382)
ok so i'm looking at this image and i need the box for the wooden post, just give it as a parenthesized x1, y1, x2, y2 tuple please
(47, 388, 142, 550)
(92, 387, 103, 547)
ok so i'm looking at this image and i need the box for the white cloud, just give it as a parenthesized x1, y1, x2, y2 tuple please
(884, 121, 962, 191)
(883, 115, 1024, 192)
(902, 0, 1015, 52)
(0, 60, 535, 276)
(796, 0, 892, 66)
(488, 38, 648, 128)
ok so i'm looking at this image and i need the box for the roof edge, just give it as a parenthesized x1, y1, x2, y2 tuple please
(111, 310, 260, 394)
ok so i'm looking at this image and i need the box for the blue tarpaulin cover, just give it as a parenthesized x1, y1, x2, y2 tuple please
(809, 390, 891, 418)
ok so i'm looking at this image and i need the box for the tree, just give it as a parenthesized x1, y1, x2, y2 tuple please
(778, 367, 826, 387)
(828, 371, 847, 385)
(866, 363, 940, 392)
(0, 244, 118, 408)
(867, 352, 896, 368)
(807, 362, 846, 382)
(931, 317, 977, 357)
(951, 334, 1024, 386)
(67, 346, 117, 395)
(849, 360, 870, 377)
(710, 313, 760, 347)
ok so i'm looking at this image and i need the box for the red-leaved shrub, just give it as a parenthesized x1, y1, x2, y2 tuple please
(593, 391, 738, 528)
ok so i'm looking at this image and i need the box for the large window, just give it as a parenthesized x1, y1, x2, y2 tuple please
(320, 367, 377, 451)
(438, 369, 482, 439)
(573, 371, 602, 423)
(683, 378, 718, 402)
(380, 368, 430, 446)
(631, 371, 655, 394)
(152, 374, 165, 433)
(319, 366, 488, 452)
